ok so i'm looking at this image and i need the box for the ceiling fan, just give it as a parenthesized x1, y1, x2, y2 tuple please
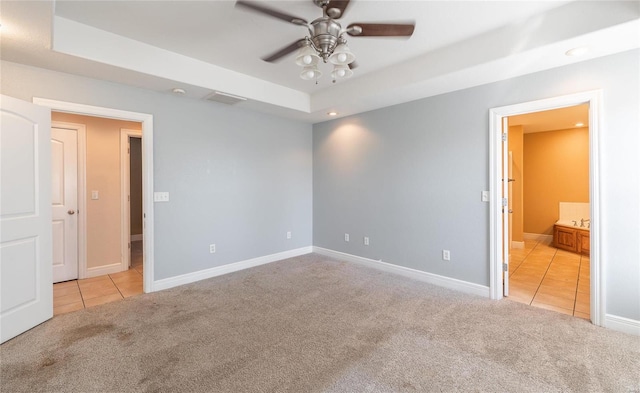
(236, 0, 415, 82)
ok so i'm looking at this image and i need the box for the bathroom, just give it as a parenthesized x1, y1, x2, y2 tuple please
(505, 104, 591, 318)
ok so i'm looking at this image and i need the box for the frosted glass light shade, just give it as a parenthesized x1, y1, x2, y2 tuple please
(331, 64, 353, 79)
(300, 65, 322, 80)
(295, 44, 320, 66)
(329, 43, 355, 65)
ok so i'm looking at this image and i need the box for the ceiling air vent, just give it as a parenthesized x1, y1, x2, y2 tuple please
(204, 91, 247, 105)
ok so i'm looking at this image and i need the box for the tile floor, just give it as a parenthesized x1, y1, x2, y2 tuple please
(507, 238, 590, 319)
(53, 241, 144, 316)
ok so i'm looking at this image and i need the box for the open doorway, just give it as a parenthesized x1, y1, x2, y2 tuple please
(505, 105, 590, 319)
(489, 90, 603, 327)
(47, 112, 148, 315)
(126, 133, 144, 276)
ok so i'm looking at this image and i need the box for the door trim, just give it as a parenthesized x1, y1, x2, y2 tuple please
(33, 98, 155, 294)
(120, 129, 142, 272)
(488, 90, 603, 327)
(51, 121, 87, 280)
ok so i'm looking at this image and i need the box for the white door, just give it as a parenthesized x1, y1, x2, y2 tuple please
(1, 95, 53, 343)
(502, 117, 510, 297)
(51, 127, 78, 283)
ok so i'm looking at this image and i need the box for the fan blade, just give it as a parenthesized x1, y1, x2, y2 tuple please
(262, 39, 306, 62)
(348, 61, 358, 70)
(347, 23, 415, 37)
(236, 1, 308, 26)
(326, 0, 350, 19)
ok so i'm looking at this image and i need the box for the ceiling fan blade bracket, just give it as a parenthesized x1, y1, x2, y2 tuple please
(326, 0, 351, 19)
(346, 25, 363, 36)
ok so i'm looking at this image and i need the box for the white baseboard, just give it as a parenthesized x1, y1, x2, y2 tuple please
(604, 314, 640, 336)
(152, 246, 313, 292)
(523, 233, 553, 243)
(511, 241, 525, 249)
(313, 247, 490, 298)
(85, 262, 124, 278)
(130, 234, 143, 242)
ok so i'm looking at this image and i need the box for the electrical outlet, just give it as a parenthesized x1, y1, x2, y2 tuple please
(344, 233, 350, 242)
(209, 244, 216, 254)
(364, 236, 369, 246)
(286, 231, 291, 239)
(442, 250, 451, 261)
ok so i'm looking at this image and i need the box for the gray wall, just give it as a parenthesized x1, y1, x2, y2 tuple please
(313, 49, 640, 321)
(1, 61, 313, 281)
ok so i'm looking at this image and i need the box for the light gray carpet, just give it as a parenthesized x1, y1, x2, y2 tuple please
(1, 254, 639, 392)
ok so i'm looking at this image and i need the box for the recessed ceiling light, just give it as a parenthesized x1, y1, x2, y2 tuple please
(565, 46, 589, 57)
(327, 111, 338, 116)
(575, 122, 584, 127)
(172, 88, 186, 95)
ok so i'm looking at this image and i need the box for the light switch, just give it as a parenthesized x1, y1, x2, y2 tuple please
(154, 192, 170, 202)
(481, 191, 489, 202)
(91, 190, 99, 200)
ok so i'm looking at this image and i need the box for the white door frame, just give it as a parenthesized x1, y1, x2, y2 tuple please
(489, 90, 603, 327)
(33, 98, 155, 294)
(51, 121, 86, 280)
(120, 129, 143, 271)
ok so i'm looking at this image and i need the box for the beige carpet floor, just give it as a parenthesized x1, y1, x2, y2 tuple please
(1, 253, 639, 392)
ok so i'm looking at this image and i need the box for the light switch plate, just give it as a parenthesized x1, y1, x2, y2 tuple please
(481, 191, 489, 202)
(154, 192, 170, 202)
(91, 190, 99, 200)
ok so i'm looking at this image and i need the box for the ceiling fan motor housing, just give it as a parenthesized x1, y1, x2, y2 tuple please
(311, 18, 342, 62)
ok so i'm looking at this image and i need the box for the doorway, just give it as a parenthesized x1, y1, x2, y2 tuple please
(505, 105, 590, 318)
(489, 90, 603, 327)
(49, 115, 145, 314)
(121, 129, 143, 273)
(33, 97, 155, 294)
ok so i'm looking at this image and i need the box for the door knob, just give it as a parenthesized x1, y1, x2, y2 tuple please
(67, 210, 75, 215)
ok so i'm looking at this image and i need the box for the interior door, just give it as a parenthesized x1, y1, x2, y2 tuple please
(1, 95, 53, 343)
(51, 126, 78, 282)
(502, 117, 510, 297)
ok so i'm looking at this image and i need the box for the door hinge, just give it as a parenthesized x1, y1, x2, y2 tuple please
(128, 195, 130, 202)
(502, 198, 508, 207)
(128, 243, 131, 249)
(502, 133, 507, 142)
(503, 263, 508, 272)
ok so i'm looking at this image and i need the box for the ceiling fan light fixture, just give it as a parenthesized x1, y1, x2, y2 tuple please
(329, 42, 355, 65)
(295, 42, 320, 66)
(331, 64, 353, 79)
(300, 65, 322, 80)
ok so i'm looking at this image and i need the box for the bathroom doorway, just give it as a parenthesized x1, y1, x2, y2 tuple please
(506, 104, 590, 318)
(489, 90, 603, 327)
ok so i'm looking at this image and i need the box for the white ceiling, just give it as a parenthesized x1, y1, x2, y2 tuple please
(1, 1, 639, 123)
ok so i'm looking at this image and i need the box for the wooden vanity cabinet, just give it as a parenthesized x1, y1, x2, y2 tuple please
(576, 230, 590, 255)
(553, 225, 590, 255)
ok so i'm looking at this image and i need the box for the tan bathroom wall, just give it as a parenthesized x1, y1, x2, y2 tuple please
(52, 112, 142, 269)
(508, 125, 524, 243)
(523, 127, 589, 235)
